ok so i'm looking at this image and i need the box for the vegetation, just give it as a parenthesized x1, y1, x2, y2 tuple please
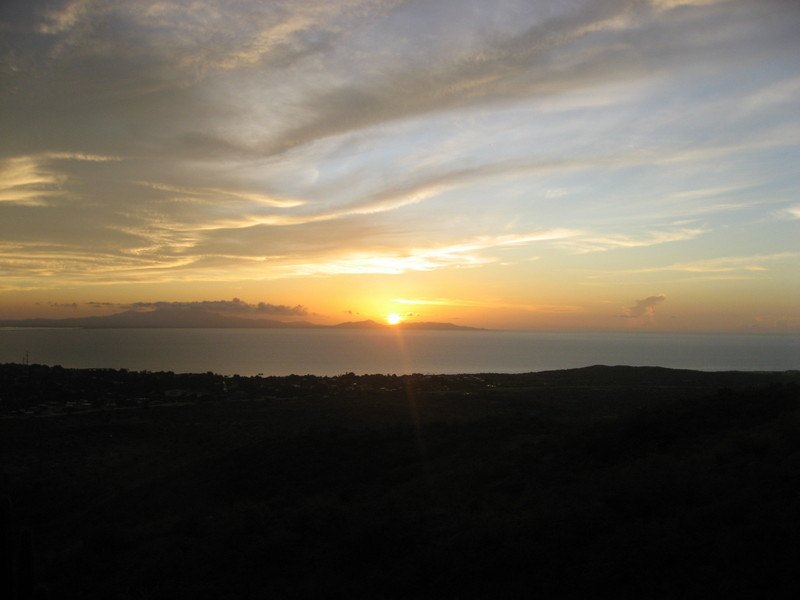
(2, 364, 799, 598)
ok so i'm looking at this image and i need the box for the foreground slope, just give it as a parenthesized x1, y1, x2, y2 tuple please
(2, 365, 799, 598)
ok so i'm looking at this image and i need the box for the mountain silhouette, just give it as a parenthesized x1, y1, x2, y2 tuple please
(0, 309, 482, 330)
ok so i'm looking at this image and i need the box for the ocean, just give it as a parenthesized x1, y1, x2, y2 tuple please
(1, 328, 797, 376)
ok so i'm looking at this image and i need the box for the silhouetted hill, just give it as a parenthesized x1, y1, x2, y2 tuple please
(4, 365, 799, 599)
(0, 309, 311, 328)
(332, 319, 482, 330)
(400, 321, 483, 330)
(0, 311, 481, 330)
(331, 319, 387, 329)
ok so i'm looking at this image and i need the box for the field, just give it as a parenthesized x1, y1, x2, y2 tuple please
(2, 364, 800, 599)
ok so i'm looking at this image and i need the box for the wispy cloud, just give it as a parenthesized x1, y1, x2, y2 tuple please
(658, 254, 796, 274)
(139, 181, 306, 209)
(394, 297, 583, 313)
(44, 152, 122, 162)
(583, 253, 800, 286)
(0, 223, 577, 287)
(259, 229, 578, 278)
(563, 227, 708, 253)
(0, 153, 121, 205)
(36, 0, 94, 35)
(777, 205, 800, 220)
(0, 156, 63, 205)
(1, 0, 798, 327)
(621, 253, 798, 275)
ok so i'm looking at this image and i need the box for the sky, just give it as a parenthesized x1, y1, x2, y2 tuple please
(1, 0, 798, 331)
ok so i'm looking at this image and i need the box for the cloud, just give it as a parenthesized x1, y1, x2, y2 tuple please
(44, 152, 121, 162)
(47, 301, 78, 309)
(36, 0, 94, 35)
(0, 0, 798, 299)
(0, 156, 63, 205)
(88, 298, 309, 316)
(591, 253, 800, 281)
(622, 295, 666, 320)
(562, 227, 707, 253)
(0, 153, 121, 205)
(260, 229, 577, 277)
(777, 205, 800, 220)
(261, 0, 650, 156)
(253, 0, 800, 161)
(138, 181, 306, 210)
(655, 254, 797, 274)
(9, 0, 791, 164)
(394, 298, 583, 314)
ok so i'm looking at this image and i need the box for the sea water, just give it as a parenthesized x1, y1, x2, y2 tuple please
(0, 328, 797, 376)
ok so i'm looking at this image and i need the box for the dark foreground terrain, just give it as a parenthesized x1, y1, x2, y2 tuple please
(2, 363, 800, 599)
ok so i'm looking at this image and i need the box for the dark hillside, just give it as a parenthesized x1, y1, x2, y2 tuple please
(2, 364, 799, 598)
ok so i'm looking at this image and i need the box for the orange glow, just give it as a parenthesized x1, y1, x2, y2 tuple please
(386, 313, 402, 325)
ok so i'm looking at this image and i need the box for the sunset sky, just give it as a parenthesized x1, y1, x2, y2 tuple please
(1, 0, 798, 331)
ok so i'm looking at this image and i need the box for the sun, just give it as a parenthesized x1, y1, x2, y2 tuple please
(386, 313, 402, 325)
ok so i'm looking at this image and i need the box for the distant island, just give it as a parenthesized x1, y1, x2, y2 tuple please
(332, 319, 483, 331)
(0, 308, 484, 331)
